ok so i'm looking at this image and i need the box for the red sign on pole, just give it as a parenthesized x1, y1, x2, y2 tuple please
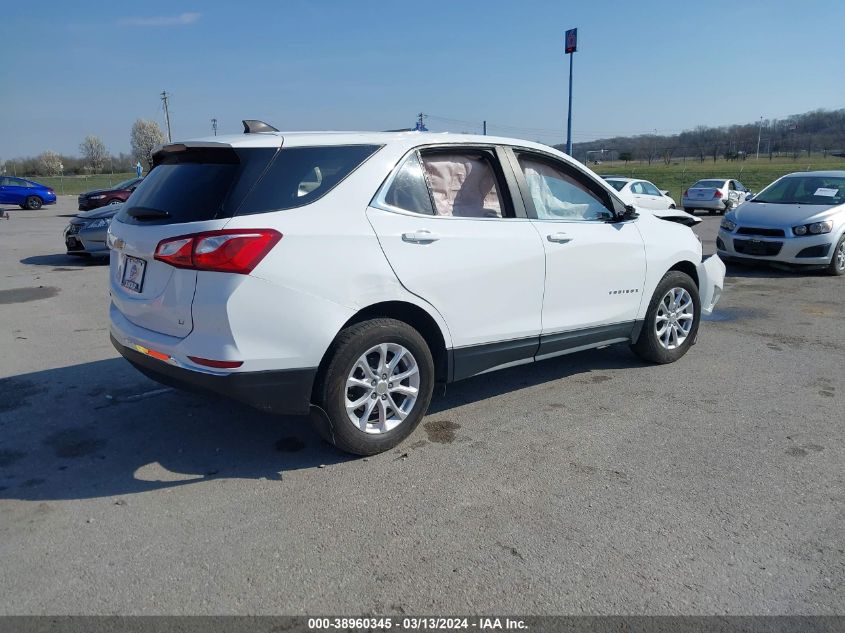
(565, 28, 577, 54)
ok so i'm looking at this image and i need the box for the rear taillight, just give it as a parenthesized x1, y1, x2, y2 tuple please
(188, 356, 243, 369)
(154, 229, 282, 274)
(713, 190, 722, 198)
(683, 189, 688, 197)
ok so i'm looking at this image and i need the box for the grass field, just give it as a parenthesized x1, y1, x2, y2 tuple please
(20, 154, 845, 203)
(22, 173, 136, 196)
(593, 155, 845, 205)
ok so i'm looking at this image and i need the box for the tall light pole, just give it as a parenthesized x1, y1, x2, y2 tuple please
(212, 118, 218, 136)
(565, 28, 577, 156)
(756, 116, 763, 159)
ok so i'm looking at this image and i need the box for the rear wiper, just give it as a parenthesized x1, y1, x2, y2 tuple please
(126, 207, 170, 220)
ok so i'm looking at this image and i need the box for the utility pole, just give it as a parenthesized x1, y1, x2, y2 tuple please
(160, 91, 172, 143)
(756, 116, 763, 159)
(211, 118, 218, 136)
(483, 120, 487, 135)
(564, 28, 577, 156)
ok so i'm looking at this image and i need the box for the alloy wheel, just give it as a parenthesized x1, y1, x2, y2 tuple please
(655, 287, 694, 350)
(344, 343, 420, 434)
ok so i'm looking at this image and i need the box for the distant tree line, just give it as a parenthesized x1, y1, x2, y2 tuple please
(1, 119, 166, 177)
(561, 108, 845, 164)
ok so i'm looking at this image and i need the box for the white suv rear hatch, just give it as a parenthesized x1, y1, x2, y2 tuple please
(108, 142, 281, 338)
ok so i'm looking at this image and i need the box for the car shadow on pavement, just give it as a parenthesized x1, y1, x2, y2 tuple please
(20, 254, 108, 267)
(0, 347, 644, 502)
(0, 358, 353, 502)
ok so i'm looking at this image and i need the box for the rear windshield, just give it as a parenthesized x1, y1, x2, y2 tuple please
(118, 144, 380, 225)
(604, 179, 626, 191)
(692, 180, 725, 188)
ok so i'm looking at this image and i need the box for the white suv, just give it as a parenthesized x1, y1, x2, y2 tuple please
(108, 122, 725, 455)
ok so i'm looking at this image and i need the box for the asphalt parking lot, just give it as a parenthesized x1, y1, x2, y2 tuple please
(0, 197, 842, 615)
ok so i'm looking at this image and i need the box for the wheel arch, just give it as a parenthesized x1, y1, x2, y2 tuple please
(668, 260, 699, 287)
(313, 300, 450, 400)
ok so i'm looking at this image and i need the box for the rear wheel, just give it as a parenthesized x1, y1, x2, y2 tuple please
(825, 235, 845, 276)
(24, 196, 42, 210)
(313, 318, 435, 455)
(631, 271, 701, 364)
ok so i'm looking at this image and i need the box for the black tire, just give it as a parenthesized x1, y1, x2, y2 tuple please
(685, 208, 696, 215)
(707, 209, 717, 215)
(631, 271, 701, 364)
(24, 196, 42, 210)
(825, 234, 845, 276)
(313, 318, 435, 456)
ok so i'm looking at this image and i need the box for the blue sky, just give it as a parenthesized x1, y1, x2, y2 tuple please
(2, 0, 843, 158)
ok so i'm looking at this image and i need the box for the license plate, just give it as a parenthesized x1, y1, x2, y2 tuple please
(121, 255, 146, 293)
(746, 241, 767, 255)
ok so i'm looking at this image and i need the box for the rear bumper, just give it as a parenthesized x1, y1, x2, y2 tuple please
(111, 334, 316, 415)
(683, 198, 727, 211)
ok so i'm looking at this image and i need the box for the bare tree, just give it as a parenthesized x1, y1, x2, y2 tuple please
(79, 135, 107, 173)
(130, 119, 166, 169)
(38, 150, 63, 176)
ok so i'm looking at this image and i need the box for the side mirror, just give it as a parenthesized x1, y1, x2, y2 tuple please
(745, 193, 755, 202)
(621, 205, 639, 221)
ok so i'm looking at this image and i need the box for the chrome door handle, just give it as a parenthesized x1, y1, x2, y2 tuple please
(546, 232, 572, 244)
(402, 230, 440, 243)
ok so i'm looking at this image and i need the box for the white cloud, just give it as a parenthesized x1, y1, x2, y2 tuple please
(119, 12, 201, 27)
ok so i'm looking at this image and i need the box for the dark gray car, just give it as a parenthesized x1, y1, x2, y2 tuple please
(64, 203, 121, 257)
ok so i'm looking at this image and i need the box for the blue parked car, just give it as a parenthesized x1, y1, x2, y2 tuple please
(0, 176, 57, 209)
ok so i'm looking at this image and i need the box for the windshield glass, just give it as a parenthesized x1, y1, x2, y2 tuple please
(692, 180, 725, 188)
(753, 175, 845, 205)
(605, 179, 626, 192)
(113, 178, 141, 190)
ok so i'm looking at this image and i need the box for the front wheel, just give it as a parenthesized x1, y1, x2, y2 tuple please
(631, 271, 701, 364)
(825, 235, 845, 276)
(25, 196, 42, 210)
(313, 318, 435, 455)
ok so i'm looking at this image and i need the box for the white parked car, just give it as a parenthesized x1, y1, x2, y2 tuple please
(717, 171, 845, 275)
(107, 122, 726, 455)
(683, 178, 751, 215)
(604, 177, 677, 210)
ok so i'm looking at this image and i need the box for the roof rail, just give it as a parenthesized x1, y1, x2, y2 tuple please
(242, 119, 279, 134)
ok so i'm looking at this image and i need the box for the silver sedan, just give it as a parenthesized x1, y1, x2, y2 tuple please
(64, 204, 121, 257)
(717, 171, 845, 275)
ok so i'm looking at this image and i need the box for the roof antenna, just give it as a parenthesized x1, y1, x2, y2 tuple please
(242, 120, 279, 134)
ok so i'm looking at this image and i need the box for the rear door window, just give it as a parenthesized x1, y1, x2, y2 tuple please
(418, 150, 509, 218)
